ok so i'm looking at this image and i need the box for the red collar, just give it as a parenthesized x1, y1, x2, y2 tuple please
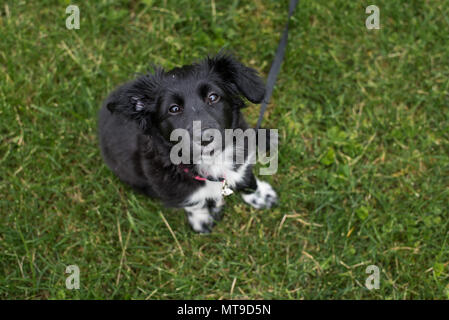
(179, 165, 225, 182)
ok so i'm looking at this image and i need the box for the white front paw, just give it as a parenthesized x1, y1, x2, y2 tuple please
(187, 209, 216, 234)
(242, 180, 278, 209)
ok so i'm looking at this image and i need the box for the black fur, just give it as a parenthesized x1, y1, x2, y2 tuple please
(98, 55, 264, 209)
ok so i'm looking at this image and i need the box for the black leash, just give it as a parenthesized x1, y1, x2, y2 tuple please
(256, 0, 298, 130)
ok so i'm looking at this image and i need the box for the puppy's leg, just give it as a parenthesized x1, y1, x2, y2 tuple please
(238, 171, 278, 209)
(184, 198, 223, 234)
(207, 197, 225, 221)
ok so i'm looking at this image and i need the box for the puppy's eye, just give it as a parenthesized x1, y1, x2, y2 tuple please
(169, 104, 183, 114)
(207, 93, 220, 104)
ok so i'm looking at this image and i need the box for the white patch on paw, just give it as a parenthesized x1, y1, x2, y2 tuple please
(210, 197, 225, 214)
(242, 179, 278, 209)
(183, 182, 227, 233)
(185, 206, 215, 234)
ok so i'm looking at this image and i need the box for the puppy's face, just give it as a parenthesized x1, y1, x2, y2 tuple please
(155, 69, 234, 146)
(105, 55, 265, 153)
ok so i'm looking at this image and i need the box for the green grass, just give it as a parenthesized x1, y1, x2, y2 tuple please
(1, 0, 448, 299)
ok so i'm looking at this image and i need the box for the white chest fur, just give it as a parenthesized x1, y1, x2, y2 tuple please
(188, 146, 254, 203)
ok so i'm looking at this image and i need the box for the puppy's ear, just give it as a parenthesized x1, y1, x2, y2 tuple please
(104, 72, 162, 130)
(208, 54, 266, 104)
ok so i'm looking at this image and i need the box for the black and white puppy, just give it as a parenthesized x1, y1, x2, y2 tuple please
(98, 55, 277, 233)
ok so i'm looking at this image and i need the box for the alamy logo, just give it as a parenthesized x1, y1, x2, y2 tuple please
(65, 5, 80, 30)
(365, 265, 380, 290)
(365, 5, 380, 30)
(169, 121, 278, 175)
(65, 265, 80, 290)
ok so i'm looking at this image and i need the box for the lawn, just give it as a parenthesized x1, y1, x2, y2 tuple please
(1, 0, 448, 299)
